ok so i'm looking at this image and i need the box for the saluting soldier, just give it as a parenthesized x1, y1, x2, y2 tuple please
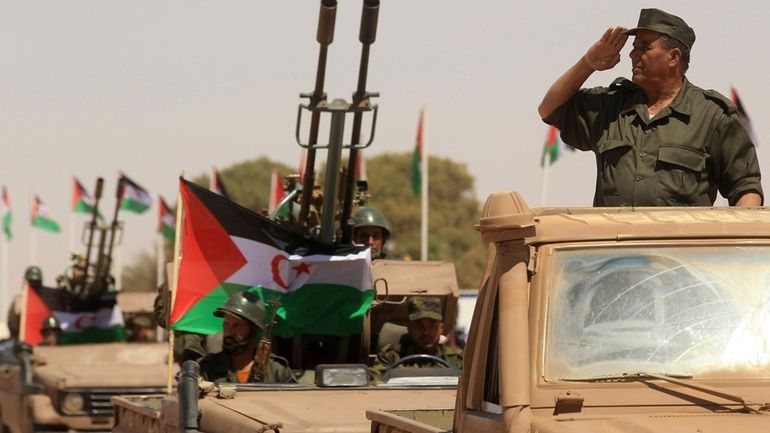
(198, 291, 293, 384)
(538, 8, 762, 207)
(372, 297, 462, 379)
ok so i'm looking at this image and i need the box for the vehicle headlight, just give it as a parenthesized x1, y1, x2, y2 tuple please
(61, 392, 85, 415)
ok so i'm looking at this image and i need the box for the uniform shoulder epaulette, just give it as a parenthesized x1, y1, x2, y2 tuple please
(702, 89, 737, 115)
(609, 77, 638, 90)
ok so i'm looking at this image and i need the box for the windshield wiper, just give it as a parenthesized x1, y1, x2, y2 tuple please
(562, 372, 692, 383)
(563, 372, 759, 413)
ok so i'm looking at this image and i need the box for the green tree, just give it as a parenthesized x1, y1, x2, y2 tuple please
(366, 152, 486, 288)
(121, 250, 159, 291)
(193, 157, 294, 213)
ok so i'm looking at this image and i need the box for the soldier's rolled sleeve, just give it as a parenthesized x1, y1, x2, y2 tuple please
(713, 114, 764, 206)
(542, 87, 607, 152)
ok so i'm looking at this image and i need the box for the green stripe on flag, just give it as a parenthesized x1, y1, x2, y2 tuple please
(2, 212, 11, 240)
(59, 326, 126, 345)
(123, 197, 151, 213)
(171, 283, 374, 338)
(161, 225, 175, 242)
(33, 216, 61, 233)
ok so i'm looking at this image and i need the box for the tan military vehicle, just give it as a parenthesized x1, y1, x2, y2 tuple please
(0, 292, 170, 433)
(368, 192, 770, 433)
(112, 260, 462, 433)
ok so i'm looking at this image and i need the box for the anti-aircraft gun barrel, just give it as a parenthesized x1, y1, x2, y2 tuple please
(82, 177, 104, 288)
(92, 178, 124, 294)
(298, 0, 337, 228)
(341, 0, 379, 244)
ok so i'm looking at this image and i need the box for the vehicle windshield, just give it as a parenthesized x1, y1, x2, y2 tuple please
(545, 244, 770, 380)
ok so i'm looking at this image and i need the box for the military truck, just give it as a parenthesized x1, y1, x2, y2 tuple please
(0, 292, 170, 433)
(111, 259, 462, 433)
(368, 192, 770, 433)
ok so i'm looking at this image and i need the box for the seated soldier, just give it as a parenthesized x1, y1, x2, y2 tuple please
(198, 291, 293, 384)
(372, 297, 463, 378)
(352, 207, 391, 260)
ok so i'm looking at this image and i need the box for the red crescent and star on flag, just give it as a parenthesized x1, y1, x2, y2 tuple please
(270, 255, 312, 290)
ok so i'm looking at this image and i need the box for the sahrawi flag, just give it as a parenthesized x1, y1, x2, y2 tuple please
(210, 167, 230, 200)
(170, 179, 373, 338)
(540, 125, 573, 167)
(31, 196, 61, 233)
(2, 186, 11, 240)
(120, 174, 153, 213)
(71, 177, 99, 216)
(21, 282, 124, 345)
(158, 196, 176, 242)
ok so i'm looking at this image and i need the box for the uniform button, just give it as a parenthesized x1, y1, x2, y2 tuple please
(640, 151, 647, 159)
(643, 128, 651, 134)
(635, 174, 643, 181)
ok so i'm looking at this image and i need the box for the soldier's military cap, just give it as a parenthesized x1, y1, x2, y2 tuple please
(408, 297, 443, 322)
(626, 8, 695, 49)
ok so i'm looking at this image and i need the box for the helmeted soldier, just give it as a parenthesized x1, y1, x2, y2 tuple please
(198, 291, 293, 384)
(371, 296, 463, 379)
(24, 266, 43, 289)
(40, 316, 61, 346)
(352, 207, 391, 259)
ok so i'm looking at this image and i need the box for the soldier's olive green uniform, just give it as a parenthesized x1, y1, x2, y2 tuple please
(371, 333, 463, 379)
(544, 77, 763, 206)
(371, 296, 463, 380)
(199, 351, 294, 383)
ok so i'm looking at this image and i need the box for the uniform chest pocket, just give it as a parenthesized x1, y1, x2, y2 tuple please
(597, 139, 632, 203)
(656, 145, 708, 205)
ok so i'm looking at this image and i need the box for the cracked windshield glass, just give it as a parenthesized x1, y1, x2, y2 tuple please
(546, 245, 770, 380)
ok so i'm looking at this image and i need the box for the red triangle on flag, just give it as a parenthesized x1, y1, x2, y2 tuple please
(22, 283, 53, 346)
(169, 181, 247, 325)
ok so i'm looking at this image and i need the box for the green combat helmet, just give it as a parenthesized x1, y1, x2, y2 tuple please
(352, 207, 391, 236)
(213, 291, 266, 330)
(24, 266, 43, 283)
(41, 316, 61, 332)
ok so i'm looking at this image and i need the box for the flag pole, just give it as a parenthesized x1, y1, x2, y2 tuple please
(0, 234, 8, 324)
(420, 107, 429, 261)
(68, 212, 75, 256)
(167, 175, 185, 394)
(29, 193, 37, 266)
(156, 233, 164, 293)
(540, 146, 551, 206)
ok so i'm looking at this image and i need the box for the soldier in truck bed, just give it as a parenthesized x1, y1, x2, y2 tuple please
(198, 291, 293, 384)
(538, 8, 762, 207)
(371, 297, 462, 379)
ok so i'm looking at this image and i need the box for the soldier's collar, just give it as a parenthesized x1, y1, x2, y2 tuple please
(666, 77, 693, 117)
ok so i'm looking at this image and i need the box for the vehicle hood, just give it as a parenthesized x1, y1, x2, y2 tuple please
(33, 342, 170, 388)
(533, 412, 770, 433)
(198, 387, 456, 433)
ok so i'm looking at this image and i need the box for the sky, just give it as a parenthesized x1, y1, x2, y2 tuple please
(1, 0, 769, 314)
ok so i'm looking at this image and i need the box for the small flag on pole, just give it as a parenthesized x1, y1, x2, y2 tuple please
(31, 196, 61, 233)
(210, 167, 230, 200)
(268, 170, 286, 212)
(158, 196, 176, 242)
(2, 186, 11, 240)
(120, 174, 153, 214)
(71, 177, 100, 216)
(730, 87, 759, 146)
(411, 109, 425, 198)
(541, 125, 567, 167)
